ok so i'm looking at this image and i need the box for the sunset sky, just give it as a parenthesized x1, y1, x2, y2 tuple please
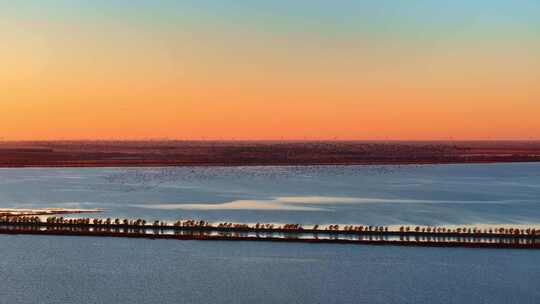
(1, 0, 539, 140)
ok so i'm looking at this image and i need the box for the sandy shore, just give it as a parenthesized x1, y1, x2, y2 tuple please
(0, 208, 103, 216)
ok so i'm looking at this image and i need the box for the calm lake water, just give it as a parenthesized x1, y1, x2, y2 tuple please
(1, 236, 539, 304)
(1, 163, 540, 226)
(1, 163, 539, 303)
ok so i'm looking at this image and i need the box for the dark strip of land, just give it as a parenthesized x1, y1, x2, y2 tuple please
(1, 140, 540, 167)
(1, 228, 538, 249)
(1, 217, 538, 249)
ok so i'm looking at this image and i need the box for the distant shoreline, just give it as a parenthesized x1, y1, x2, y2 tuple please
(1, 140, 539, 168)
(1, 220, 538, 249)
(0, 160, 539, 169)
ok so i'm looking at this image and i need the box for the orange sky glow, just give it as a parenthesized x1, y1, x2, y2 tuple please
(1, 1, 539, 140)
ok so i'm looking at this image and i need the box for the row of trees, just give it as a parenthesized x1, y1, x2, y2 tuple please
(338, 225, 389, 232)
(398, 226, 538, 236)
(1, 216, 538, 236)
(0, 216, 41, 223)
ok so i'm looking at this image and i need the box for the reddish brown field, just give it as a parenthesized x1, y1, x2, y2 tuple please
(0, 140, 539, 167)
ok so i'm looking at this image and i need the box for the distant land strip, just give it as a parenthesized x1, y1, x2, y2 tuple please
(1, 140, 540, 167)
(1, 217, 538, 249)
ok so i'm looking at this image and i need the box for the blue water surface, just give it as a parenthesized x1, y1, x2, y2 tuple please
(1, 163, 539, 303)
(0, 163, 539, 226)
(0, 236, 539, 304)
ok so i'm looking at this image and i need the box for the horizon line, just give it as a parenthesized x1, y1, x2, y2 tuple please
(1, 138, 540, 143)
